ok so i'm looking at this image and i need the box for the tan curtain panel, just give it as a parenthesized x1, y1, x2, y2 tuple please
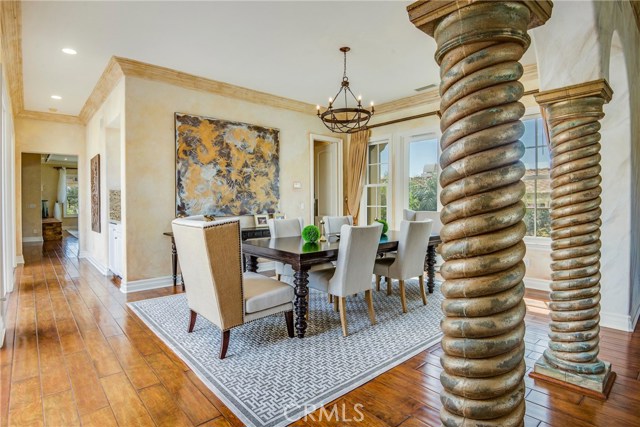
(346, 129, 371, 225)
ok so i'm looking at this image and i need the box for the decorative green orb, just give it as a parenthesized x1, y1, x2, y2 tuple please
(375, 218, 389, 235)
(302, 225, 321, 243)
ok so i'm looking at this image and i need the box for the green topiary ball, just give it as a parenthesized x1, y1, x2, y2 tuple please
(302, 225, 321, 243)
(302, 242, 320, 252)
(375, 218, 389, 235)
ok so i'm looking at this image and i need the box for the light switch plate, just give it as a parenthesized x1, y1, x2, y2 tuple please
(293, 181, 302, 190)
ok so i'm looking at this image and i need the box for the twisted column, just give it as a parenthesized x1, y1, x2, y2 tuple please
(531, 80, 616, 398)
(409, 2, 551, 425)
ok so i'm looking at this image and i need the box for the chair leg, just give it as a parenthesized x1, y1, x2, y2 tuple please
(285, 311, 294, 338)
(219, 330, 230, 359)
(188, 310, 197, 333)
(365, 290, 376, 325)
(338, 297, 348, 337)
(333, 295, 339, 312)
(305, 294, 309, 319)
(328, 294, 333, 303)
(375, 275, 381, 292)
(276, 274, 281, 281)
(386, 277, 392, 296)
(419, 275, 428, 305)
(399, 280, 407, 313)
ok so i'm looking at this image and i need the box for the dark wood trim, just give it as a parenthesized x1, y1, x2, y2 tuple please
(529, 370, 617, 401)
(219, 330, 231, 359)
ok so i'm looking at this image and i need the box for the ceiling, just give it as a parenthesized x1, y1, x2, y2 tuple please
(41, 154, 78, 166)
(21, 1, 537, 117)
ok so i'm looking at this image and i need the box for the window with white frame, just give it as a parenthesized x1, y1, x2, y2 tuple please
(364, 139, 390, 223)
(407, 136, 439, 212)
(65, 172, 79, 217)
(522, 117, 551, 238)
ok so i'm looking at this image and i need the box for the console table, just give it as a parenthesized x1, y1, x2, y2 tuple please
(163, 226, 271, 289)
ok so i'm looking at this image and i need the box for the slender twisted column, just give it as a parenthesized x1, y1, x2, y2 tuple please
(531, 80, 616, 398)
(408, 2, 551, 425)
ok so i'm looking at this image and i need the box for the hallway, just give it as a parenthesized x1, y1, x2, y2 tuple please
(1, 236, 639, 426)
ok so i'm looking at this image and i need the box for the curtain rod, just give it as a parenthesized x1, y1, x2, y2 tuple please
(53, 166, 78, 170)
(365, 89, 540, 131)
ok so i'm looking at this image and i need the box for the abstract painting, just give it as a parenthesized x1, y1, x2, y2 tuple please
(90, 154, 100, 233)
(175, 113, 280, 216)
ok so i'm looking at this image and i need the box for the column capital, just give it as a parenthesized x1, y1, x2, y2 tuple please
(407, 0, 553, 36)
(535, 79, 613, 106)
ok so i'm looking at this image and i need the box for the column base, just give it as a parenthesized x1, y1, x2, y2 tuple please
(530, 356, 616, 400)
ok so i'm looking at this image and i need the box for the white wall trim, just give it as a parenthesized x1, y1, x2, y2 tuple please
(308, 133, 344, 226)
(630, 303, 640, 331)
(257, 261, 275, 273)
(600, 311, 634, 332)
(524, 238, 552, 251)
(0, 318, 5, 348)
(120, 275, 176, 294)
(15, 255, 24, 264)
(523, 277, 550, 292)
(22, 237, 43, 243)
(79, 252, 109, 276)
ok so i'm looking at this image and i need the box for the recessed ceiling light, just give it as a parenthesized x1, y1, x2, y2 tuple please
(62, 48, 77, 55)
(49, 108, 58, 112)
(51, 95, 62, 100)
(64, 158, 68, 161)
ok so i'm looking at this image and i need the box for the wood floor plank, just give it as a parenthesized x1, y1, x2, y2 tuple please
(63, 351, 109, 416)
(106, 334, 160, 389)
(81, 329, 122, 378)
(42, 390, 81, 427)
(185, 371, 244, 427)
(7, 377, 44, 427)
(100, 372, 155, 427)
(137, 383, 193, 427)
(78, 407, 118, 427)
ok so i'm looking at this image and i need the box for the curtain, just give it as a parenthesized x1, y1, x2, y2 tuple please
(57, 167, 67, 205)
(345, 129, 371, 225)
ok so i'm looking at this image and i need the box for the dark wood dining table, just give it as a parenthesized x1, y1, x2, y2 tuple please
(242, 231, 442, 338)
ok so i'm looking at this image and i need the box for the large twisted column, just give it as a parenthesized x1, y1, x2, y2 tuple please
(409, 2, 551, 426)
(530, 80, 616, 399)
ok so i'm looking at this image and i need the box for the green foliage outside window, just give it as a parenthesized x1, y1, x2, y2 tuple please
(409, 174, 437, 212)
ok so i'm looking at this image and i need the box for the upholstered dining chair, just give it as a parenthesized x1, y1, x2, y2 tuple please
(322, 215, 353, 235)
(403, 209, 442, 234)
(374, 220, 433, 313)
(172, 217, 295, 359)
(267, 217, 332, 285)
(307, 222, 383, 336)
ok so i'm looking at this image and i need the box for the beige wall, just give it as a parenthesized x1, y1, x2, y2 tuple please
(20, 154, 41, 240)
(123, 76, 339, 282)
(40, 164, 78, 229)
(15, 118, 85, 256)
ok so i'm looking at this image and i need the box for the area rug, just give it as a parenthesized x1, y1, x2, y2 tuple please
(128, 279, 443, 427)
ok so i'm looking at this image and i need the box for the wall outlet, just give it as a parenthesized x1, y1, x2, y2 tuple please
(293, 181, 302, 190)
(299, 202, 305, 211)
(33, 229, 38, 234)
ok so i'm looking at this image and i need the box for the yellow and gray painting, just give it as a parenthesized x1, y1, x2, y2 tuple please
(175, 113, 280, 216)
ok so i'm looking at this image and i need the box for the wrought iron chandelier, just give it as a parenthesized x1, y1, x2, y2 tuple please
(317, 47, 374, 134)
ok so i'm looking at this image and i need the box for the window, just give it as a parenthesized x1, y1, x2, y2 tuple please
(522, 118, 551, 237)
(65, 172, 79, 217)
(364, 139, 389, 223)
(407, 137, 439, 212)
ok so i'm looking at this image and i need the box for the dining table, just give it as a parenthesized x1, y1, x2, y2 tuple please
(242, 231, 442, 338)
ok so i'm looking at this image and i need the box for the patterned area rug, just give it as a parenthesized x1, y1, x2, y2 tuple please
(128, 279, 443, 427)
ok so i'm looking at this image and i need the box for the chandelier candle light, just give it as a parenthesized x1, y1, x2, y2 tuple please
(317, 47, 374, 133)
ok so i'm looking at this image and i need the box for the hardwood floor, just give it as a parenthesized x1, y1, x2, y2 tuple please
(1, 235, 639, 427)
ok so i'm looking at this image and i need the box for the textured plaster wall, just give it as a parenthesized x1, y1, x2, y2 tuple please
(123, 77, 340, 282)
(20, 154, 41, 239)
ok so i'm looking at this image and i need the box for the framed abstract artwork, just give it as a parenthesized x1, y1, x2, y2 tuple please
(90, 154, 101, 233)
(175, 113, 280, 216)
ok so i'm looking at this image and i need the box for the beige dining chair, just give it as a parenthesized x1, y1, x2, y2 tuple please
(374, 220, 433, 313)
(307, 222, 383, 336)
(403, 209, 443, 234)
(322, 215, 353, 235)
(172, 216, 295, 359)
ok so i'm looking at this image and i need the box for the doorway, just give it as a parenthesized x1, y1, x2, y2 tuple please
(309, 134, 343, 227)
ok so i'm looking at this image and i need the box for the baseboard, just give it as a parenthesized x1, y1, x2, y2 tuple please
(257, 261, 275, 273)
(22, 237, 43, 243)
(631, 303, 640, 331)
(120, 275, 178, 294)
(524, 277, 550, 292)
(15, 255, 24, 264)
(0, 318, 5, 348)
(80, 253, 109, 276)
(600, 311, 633, 332)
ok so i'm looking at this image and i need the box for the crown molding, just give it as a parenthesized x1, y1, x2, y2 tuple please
(78, 56, 125, 124)
(408, 0, 553, 36)
(535, 79, 613, 106)
(17, 110, 83, 125)
(0, 0, 24, 115)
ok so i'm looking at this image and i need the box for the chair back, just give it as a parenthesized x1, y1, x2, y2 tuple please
(403, 209, 442, 234)
(329, 223, 383, 296)
(322, 215, 353, 235)
(391, 220, 433, 279)
(171, 216, 244, 331)
(267, 217, 304, 238)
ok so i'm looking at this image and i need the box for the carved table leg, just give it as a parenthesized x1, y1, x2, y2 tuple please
(171, 238, 178, 287)
(426, 245, 436, 293)
(246, 255, 258, 273)
(293, 268, 310, 338)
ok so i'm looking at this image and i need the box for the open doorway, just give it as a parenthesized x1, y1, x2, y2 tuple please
(309, 134, 343, 227)
(20, 153, 79, 248)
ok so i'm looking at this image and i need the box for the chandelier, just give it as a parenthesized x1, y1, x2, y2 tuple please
(317, 47, 374, 134)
